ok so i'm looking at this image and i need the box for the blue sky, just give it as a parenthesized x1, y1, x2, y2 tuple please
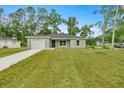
(0, 5, 103, 36)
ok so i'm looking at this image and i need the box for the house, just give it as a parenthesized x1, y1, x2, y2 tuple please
(0, 37, 21, 48)
(26, 34, 86, 49)
(96, 40, 111, 46)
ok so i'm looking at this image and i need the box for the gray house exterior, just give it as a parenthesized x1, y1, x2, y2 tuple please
(26, 34, 86, 49)
(0, 37, 21, 48)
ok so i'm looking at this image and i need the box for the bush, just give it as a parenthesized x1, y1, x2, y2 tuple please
(3, 46, 8, 48)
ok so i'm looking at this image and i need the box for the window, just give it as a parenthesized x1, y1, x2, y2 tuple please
(77, 40, 79, 46)
(60, 41, 63, 46)
(60, 40, 66, 46)
(63, 41, 66, 46)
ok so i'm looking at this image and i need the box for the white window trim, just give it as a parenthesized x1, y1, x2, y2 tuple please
(59, 40, 67, 47)
(76, 40, 80, 47)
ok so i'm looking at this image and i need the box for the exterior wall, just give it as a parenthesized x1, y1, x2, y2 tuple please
(8, 41, 20, 48)
(52, 39, 86, 48)
(26, 38, 86, 49)
(0, 40, 21, 48)
(55, 40, 59, 48)
(66, 40, 70, 48)
(45, 39, 50, 49)
(49, 40, 52, 48)
(55, 40, 70, 48)
(96, 41, 111, 46)
(70, 40, 76, 48)
(0, 40, 6, 48)
(70, 39, 86, 48)
(79, 39, 86, 48)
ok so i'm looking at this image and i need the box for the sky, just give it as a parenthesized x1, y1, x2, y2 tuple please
(0, 5, 103, 36)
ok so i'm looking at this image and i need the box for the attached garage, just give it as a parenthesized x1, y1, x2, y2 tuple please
(26, 36, 50, 49)
(30, 39, 45, 49)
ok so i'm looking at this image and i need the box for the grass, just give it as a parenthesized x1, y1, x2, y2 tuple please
(0, 48, 27, 58)
(0, 48, 124, 88)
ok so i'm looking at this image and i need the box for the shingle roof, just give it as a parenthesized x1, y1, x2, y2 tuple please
(49, 34, 81, 39)
(0, 37, 19, 41)
(26, 33, 85, 40)
(0, 37, 11, 40)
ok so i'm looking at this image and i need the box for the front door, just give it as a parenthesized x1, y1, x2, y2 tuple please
(52, 40, 56, 48)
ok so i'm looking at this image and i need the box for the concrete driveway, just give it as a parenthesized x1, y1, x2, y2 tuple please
(0, 49, 42, 71)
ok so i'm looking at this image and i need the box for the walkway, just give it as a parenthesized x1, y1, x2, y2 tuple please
(0, 49, 42, 71)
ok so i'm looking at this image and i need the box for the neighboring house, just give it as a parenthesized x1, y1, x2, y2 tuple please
(0, 37, 21, 48)
(96, 40, 111, 46)
(96, 41, 102, 46)
(26, 34, 86, 49)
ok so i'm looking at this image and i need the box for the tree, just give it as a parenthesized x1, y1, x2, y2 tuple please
(93, 5, 124, 48)
(16, 8, 27, 46)
(80, 24, 93, 38)
(80, 24, 94, 46)
(102, 5, 124, 48)
(66, 17, 79, 35)
(26, 6, 36, 35)
(0, 8, 4, 37)
(36, 8, 49, 35)
(87, 37, 96, 46)
(93, 6, 110, 48)
(8, 13, 19, 38)
(48, 9, 64, 34)
(104, 6, 124, 44)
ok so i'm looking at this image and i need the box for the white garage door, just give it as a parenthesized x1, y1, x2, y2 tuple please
(31, 39, 45, 49)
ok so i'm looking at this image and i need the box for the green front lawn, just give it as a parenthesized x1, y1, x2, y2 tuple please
(0, 48, 27, 58)
(0, 49, 124, 88)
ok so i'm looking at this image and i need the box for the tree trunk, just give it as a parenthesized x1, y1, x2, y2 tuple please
(102, 15, 106, 48)
(102, 29, 105, 48)
(112, 6, 119, 49)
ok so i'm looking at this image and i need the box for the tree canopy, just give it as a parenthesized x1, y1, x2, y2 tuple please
(0, 5, 123, 47)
